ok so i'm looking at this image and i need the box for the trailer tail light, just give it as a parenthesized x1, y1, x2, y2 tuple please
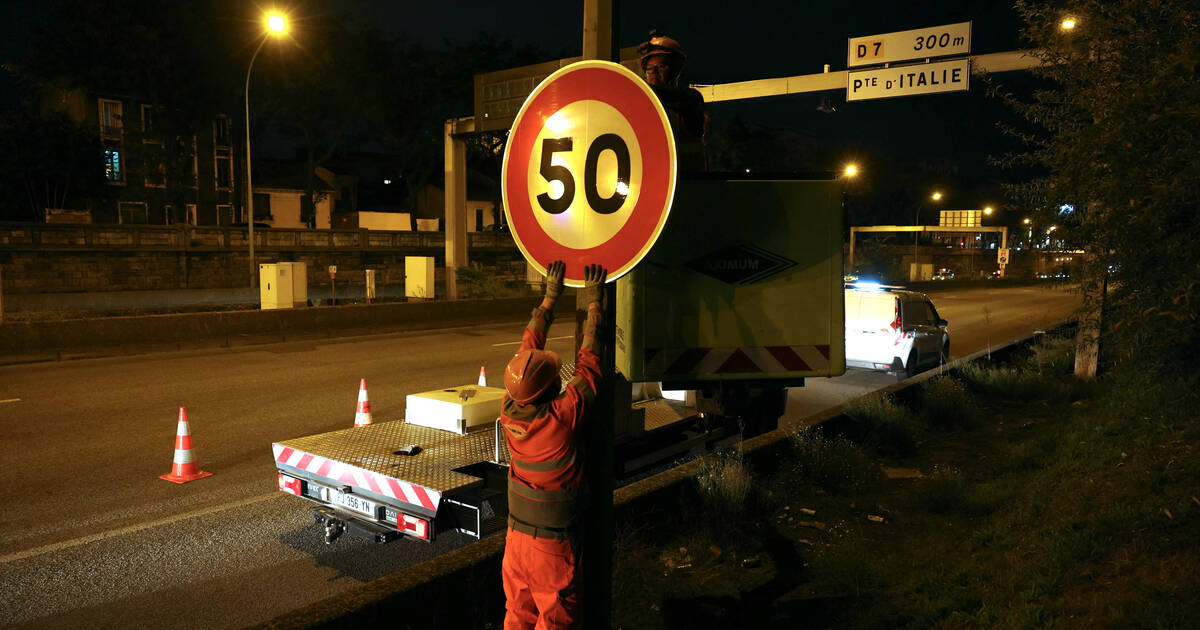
(278, 474, 303, 496)
(399, 514, 430, 540)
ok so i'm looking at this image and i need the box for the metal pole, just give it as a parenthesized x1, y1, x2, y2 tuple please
(580, 3, 617, 628)
(245, 36, 268, 289)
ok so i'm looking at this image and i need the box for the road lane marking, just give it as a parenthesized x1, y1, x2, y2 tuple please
(0, 398, 20, 404)
(0, 492, 283, 565)
(491, 335, 573, 348)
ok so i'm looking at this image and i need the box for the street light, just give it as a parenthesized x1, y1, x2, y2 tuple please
(1060, 17, 1077, 31)
(983, 206, 994, 215)
(843, 163, 858, 178)
(244, 10, 289, 288)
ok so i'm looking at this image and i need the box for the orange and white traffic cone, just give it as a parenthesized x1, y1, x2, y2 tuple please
(160, 407, 212, 484)
(354, 378, 373, 427)
(478, 366, 487, 387)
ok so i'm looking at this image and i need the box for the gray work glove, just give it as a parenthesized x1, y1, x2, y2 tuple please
(581, 264, 608, 306)
(543, 260, 565, 303)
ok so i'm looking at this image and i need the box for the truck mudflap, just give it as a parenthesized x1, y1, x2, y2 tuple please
(273, 420, 510, 543)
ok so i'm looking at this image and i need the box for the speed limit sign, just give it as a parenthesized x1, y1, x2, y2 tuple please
(501, 60, 677, 286)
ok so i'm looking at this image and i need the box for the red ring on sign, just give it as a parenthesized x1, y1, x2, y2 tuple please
(504, 65, 673, 282)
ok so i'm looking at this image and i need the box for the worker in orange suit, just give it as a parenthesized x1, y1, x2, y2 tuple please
(500, 260, 607, 630)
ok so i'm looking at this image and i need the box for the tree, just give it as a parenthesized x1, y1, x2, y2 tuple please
(1002, 0, 1200, 369)
(0, 107, 107, 221)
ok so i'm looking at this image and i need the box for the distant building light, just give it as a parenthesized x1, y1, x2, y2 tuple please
(1059, 204, 1074, 214)
(384, 179, 392, 185)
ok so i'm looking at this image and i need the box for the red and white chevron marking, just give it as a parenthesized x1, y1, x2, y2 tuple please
(645, 345, 831, 375)
(272, 443, 441, 511)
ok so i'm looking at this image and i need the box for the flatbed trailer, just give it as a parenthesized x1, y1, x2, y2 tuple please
(273, 385, 719, 545)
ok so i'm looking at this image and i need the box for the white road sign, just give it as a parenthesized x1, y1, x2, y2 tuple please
(848, 22, 972, 68)
(847, 58, 970, 102)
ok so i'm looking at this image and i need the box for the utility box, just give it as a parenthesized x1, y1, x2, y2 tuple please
(404, 385, 506, 434)
(616, 176, 846, 383)
(259, 264, 295, 310)
(406, 256, 435, 299)
(280, 261, 307, 307)
(908, 262, 933, 282)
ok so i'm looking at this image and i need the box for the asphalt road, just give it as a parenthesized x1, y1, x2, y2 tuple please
(0, 284, 1080, 628)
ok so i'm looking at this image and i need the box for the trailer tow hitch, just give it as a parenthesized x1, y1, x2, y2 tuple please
(323, 517, 345, 545)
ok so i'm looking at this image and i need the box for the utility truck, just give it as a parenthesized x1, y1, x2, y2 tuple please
(272, 173, 845, 544)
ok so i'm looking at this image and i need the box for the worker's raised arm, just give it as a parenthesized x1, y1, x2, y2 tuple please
(520, 260, 565, 352)
(564, 265, 607, 410)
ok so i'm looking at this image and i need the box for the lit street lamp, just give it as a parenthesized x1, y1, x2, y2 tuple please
(244, 11, 288, 288)
(843, 163, 858, 178)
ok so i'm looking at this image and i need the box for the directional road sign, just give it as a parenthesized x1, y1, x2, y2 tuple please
(502, 60, 677, 286)
(848, 22, 972, 68)
(847, 58, 970, 101)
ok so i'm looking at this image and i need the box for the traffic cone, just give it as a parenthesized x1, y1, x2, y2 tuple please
(478, 366, 487, 387)
(354, 378, 373, 427)
(160, 407, 212, 484)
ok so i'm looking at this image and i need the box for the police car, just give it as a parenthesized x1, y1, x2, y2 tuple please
(844, 282, 950, 378)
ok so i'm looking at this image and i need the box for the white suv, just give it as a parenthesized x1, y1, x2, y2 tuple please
(844, 284, 950, 378)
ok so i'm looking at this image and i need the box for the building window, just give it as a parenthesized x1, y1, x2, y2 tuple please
(475, 208, 484, 231)
(217, 204, 233, 226)
(187, 204, 198, 226)
(99, 98, 122, 138)
(104, 147, 123, 182)
(145, 160, 166, 188)
(214, 116, 232, 147)
(119, 202, 148, 224)
(215, 148, 232, 190)
(252, 192, 271, 221)
(140, 104, 154, 135)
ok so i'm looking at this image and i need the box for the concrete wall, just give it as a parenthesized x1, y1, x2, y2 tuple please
(0, 223, 524, 295)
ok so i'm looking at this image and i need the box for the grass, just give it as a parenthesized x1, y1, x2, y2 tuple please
(609, 335, 1200, 629)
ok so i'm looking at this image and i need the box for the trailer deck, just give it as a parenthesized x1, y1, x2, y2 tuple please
(273, 420, 508, 516)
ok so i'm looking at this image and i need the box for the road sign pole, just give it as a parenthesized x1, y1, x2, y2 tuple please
(581, 2, 617, 628)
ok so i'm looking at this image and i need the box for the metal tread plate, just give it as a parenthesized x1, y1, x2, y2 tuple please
(275, 420, 508, 495)
(634, 398, 700, 432)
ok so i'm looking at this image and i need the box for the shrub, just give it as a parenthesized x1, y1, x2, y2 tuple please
(695, 452, 753, 525)
(957, 362, 1067, 403)
(786, 429, 883, 496)
(918, 376, 978, 428)
(845, 394, 917, 457)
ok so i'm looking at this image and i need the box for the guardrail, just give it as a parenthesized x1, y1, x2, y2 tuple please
(0, 223, 516, 252)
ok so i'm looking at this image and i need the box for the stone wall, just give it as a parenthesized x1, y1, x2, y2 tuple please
(0, 223, 527, 296)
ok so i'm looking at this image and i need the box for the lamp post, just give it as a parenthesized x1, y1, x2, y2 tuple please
(244, 11, 288, 288)
(913, 191, 942, 279)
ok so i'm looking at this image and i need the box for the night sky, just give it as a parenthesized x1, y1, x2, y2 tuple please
(2, 1, 1036, 218)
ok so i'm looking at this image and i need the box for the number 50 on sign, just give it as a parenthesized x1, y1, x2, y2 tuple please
(502, 61, 677, 287)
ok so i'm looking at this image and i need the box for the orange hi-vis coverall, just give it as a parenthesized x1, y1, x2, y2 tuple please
(500, 301, 602, 630)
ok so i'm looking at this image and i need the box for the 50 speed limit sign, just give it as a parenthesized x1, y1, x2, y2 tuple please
(502, 60, 677, 286)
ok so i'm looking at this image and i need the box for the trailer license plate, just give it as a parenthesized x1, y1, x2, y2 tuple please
(330, 489, 376, 517)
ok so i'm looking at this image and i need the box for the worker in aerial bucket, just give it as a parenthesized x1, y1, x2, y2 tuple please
(500, 260, 607, 629)
(638, 29, 707, 171)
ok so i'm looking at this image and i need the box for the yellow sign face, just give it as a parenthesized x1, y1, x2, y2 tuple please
(502, 60, 676, 287)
